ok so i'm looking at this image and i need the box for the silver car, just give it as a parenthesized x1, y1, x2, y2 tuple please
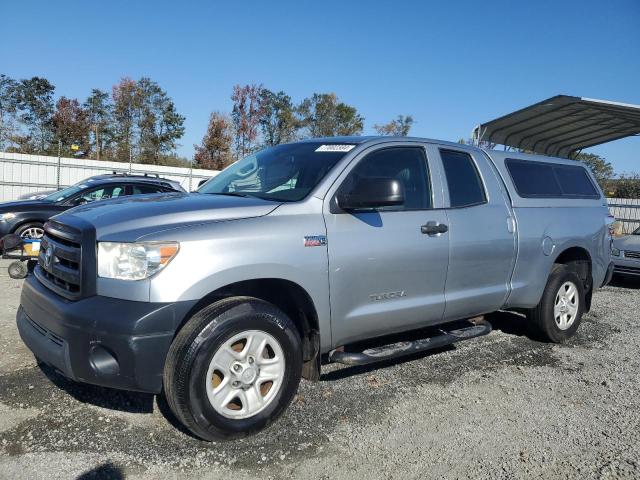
(612, 227, 640, 277)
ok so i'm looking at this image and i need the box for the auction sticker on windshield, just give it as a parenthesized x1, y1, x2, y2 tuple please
(315, 145, 356, 152)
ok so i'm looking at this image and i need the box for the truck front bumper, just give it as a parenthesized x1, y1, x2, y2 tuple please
(17, 275, 197, 394)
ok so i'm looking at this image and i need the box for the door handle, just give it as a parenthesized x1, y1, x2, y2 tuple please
(421, 221, 448, 235)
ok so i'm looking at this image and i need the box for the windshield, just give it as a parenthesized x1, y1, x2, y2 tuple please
(198, 142, 355, 202)
(42, 182, 92, 203)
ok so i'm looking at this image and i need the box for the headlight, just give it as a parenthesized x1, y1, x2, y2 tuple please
(98, 242, 179, 280)
(0, 213, 16, 222)
(611, 247, 621, 257)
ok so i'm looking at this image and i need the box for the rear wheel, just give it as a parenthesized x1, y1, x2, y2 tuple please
(15, 223, 44, 240)
(163, 297, 302, 441)
(528, 264, 585, 343)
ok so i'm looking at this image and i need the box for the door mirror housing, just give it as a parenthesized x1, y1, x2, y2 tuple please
(337, 177, 405, 211)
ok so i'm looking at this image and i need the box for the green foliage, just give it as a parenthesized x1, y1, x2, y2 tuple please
(373, 115, 414, 136)
(111, 77, 139, 161)
(84, 89, 113, 159)
(612, 173, 640, 199)
(136, 77, 185, 164)
(0, 74, 19, 151)
(14, 77, 56, 153)
(0, 73, 187, 166)
(297, 93, 364, 138)
(574, 152, 614, 190)
(259, 89, 298, 146)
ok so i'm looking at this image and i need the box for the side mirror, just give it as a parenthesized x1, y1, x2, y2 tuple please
(337, 177, 405, 211)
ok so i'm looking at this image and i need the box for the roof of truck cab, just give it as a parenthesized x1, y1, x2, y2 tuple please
(472, 95, 640, 158)
(295, 135, 479, 150)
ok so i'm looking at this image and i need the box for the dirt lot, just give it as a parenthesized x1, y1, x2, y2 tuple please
(0, 259, 639, 479)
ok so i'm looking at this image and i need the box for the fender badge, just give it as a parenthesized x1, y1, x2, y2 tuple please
(304, 235, 327, 247)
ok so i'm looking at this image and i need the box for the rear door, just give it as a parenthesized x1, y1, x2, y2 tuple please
(324, 143, 450, 347)
(427, 145, 516, 320)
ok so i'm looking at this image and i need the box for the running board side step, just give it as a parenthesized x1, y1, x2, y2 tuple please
(328, 319, 492, 366)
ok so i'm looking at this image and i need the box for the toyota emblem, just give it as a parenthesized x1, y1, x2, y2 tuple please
(44, 245, 54, 267)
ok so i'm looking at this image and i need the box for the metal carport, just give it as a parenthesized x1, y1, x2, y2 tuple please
(472, 95, 640, 158)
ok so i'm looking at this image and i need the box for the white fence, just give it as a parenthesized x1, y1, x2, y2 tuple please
(0, 152, 218, 201)
(608, 197, 640, 235)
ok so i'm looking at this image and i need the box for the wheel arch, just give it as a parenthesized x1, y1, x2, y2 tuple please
(11, 219, 45, 235)
(551, 246, 593, 311)
(177, 278, 322, 381)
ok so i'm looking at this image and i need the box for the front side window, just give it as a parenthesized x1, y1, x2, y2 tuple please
(440, 149, 487, 207)
(199, 142, 353, 202)
(340, 147, 432, 211)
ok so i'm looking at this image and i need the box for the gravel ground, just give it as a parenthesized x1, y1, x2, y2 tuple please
(1, 258, 639, 479)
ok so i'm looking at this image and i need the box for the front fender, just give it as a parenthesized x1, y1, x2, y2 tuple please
(147, 209, 331, 349)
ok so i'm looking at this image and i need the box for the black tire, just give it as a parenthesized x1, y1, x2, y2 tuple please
(528, 264, 585, 343)
(163, 296, 303, 441)
(8, 261, 28, 279)
(15, 222, 44, 240)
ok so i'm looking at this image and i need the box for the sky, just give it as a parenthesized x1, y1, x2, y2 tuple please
(1, 0, 639, 172)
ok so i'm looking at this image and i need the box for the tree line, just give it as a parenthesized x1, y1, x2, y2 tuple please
(2, 73, 638, 197)
(0, 74, 413, 169)
(194, 84, 413, 170)
(0, 74, 187, 165)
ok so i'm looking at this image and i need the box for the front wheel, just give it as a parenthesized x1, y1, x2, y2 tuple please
(163, 297, 302, 441)
(528, 264, 585, 343)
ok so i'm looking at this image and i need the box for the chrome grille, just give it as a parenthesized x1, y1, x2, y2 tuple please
(36, 221, 83, 300)
(625, 250, 640, 260)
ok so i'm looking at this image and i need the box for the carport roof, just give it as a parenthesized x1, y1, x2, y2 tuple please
(472, 95, 640, 158)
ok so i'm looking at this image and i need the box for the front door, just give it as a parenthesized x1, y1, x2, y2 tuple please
(324, 145, 450, 347)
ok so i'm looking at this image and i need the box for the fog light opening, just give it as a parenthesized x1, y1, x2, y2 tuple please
(89, 345, 120, 376)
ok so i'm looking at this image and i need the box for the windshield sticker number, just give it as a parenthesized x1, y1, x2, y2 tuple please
(315, 145, 356, 152)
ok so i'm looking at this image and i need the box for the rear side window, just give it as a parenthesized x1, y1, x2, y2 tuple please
(440, 149, 487, 207)
(505, 159, 599, 199)
(132, 184, 166, 195)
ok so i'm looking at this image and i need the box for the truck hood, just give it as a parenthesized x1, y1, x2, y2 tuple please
(59, 192, 281, 240)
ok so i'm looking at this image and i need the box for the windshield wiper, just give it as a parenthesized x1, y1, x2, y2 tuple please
(209, 191, 255, 198)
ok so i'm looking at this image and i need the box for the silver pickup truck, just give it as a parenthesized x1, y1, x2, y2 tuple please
(16, 136, 614, 440)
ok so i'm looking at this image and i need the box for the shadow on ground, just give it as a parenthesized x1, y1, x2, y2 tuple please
(76, 462, 125, 480)
(609, 274, 640, 289)
(38, 362, 199, 438)
(323, 311, 537, 381)
(39, 362, 154, 414)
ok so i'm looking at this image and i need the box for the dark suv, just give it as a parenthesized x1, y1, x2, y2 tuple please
(0, 173, 185, 239)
